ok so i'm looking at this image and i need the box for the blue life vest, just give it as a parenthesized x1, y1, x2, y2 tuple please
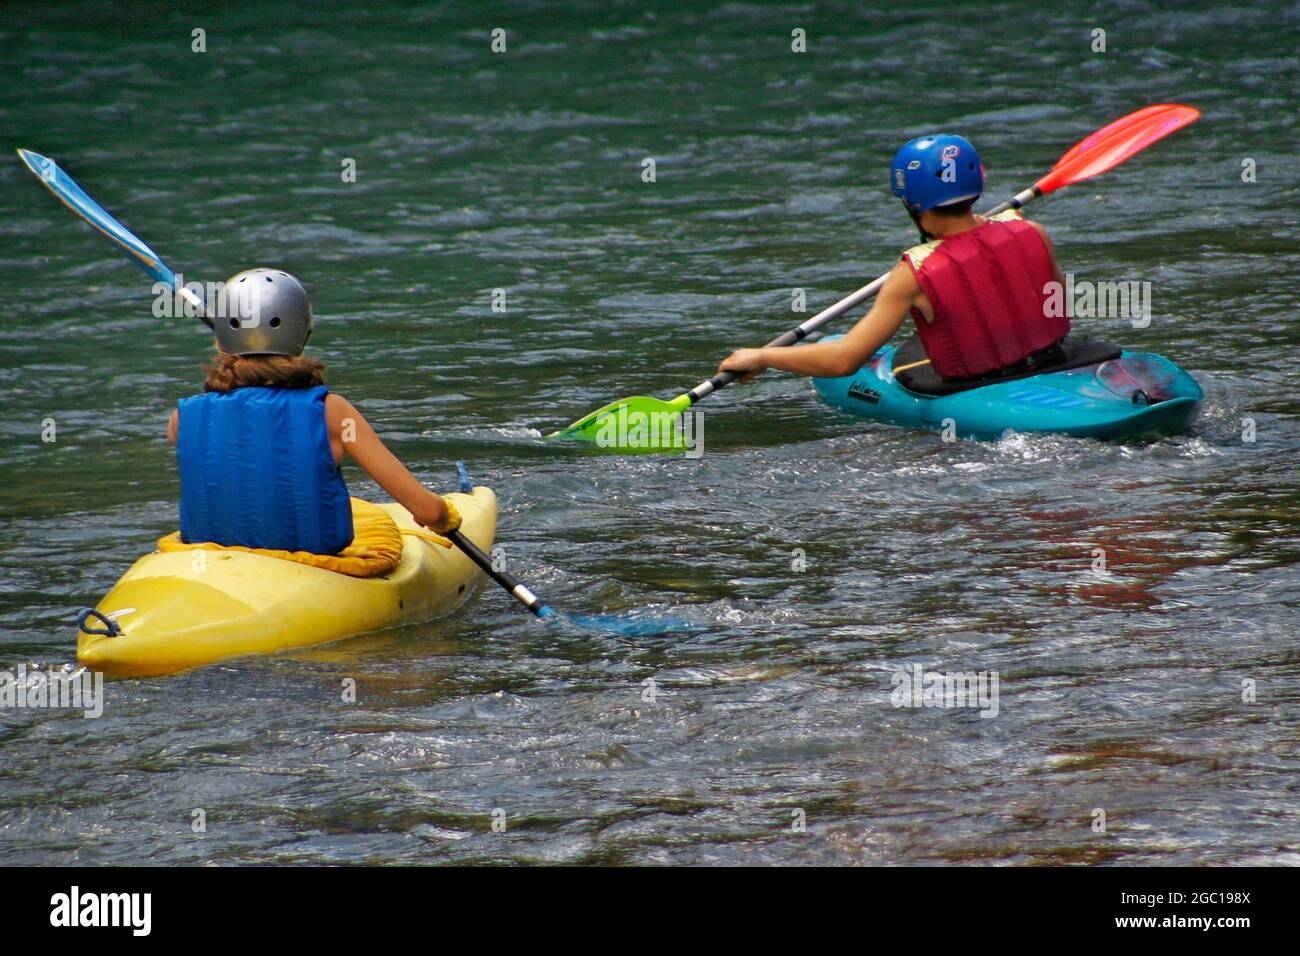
(176, 385, 354, 554)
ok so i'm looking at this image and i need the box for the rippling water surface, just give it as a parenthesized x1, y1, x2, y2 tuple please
(1, 1, 1297, 865)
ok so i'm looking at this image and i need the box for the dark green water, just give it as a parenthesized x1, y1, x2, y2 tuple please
(1, 1, 1297, 864)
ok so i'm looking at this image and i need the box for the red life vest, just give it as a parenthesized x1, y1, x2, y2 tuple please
(901, 211, 1068, 380)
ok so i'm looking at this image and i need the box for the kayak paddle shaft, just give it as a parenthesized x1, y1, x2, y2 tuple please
(446, 528, 555, 618)
(684, 272, 890, 403)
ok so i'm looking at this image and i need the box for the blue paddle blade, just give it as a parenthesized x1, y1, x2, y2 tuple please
(557, 610, 703, 636)
(16, 148, 176, 287)
(534, 600, 699, 635)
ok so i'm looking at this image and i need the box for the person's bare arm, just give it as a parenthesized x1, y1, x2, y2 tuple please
(324, 393, 456, 532)
(719, 262, 919, 380)
(167, 408, 179, 446)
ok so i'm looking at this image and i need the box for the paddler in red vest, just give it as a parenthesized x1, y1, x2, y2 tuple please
(167, 268, 460, 554)
(718, 134, 1070, 384)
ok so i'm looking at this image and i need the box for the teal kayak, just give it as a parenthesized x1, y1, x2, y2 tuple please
(812, 335, 1203, 440)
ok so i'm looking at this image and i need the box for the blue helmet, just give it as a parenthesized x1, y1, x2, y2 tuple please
(890, 134, 984, 212)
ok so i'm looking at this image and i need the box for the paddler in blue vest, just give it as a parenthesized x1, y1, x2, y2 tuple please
(719, 134, 1069, 384)
(167, 268, 460, 554)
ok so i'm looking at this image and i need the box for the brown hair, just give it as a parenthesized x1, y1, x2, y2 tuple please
(203, 352, 327, 393)
(929, 198, 977, 217)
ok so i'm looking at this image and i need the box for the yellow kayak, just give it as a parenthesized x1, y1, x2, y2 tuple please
(77, 487, 498, 678)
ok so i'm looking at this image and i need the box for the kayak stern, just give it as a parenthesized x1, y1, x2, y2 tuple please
(813, 341, 1202, 441)
(77, 487, 498, 678)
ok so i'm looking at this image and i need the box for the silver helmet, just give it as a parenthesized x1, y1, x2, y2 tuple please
(214, 268, 313, 356)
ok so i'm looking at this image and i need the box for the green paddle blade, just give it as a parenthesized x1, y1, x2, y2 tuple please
(547, 393, 696, 454)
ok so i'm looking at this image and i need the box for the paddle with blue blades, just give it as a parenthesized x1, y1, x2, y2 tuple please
(16, 148, 213, 327)
(547, 103, 1200, 448)
(18, 151, 693, 637)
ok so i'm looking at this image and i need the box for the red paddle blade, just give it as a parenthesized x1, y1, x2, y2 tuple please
(1035, 103, 1200, 195)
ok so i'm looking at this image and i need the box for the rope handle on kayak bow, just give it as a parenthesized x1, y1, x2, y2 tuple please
(77, 608, 122, 637)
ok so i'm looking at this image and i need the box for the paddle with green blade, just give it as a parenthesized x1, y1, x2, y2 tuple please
(548, 103, 1200, 448)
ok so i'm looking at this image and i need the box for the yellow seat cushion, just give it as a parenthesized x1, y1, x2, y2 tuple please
(158, 497, 449, 578)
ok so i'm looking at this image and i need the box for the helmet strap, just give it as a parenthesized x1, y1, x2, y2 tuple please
(903, 201, 933, 242)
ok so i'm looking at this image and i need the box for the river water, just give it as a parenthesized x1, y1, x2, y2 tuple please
(1, 1, 1296, 864)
